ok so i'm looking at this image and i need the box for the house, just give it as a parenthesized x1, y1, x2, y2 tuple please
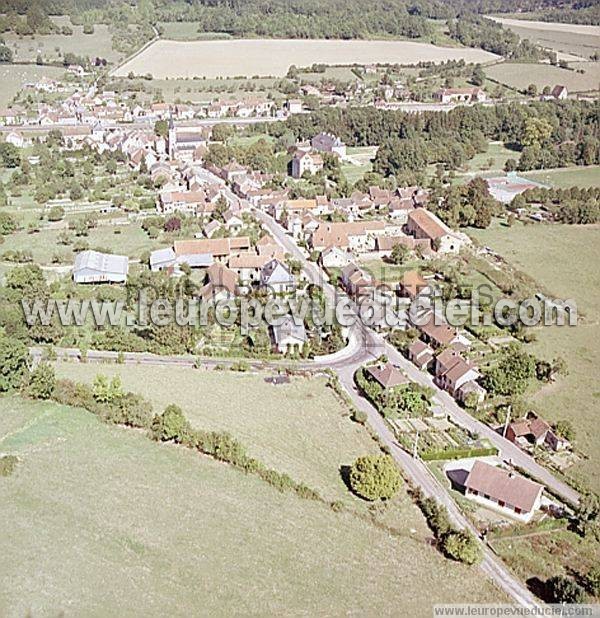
(223, 210, 244, 233)
(260, 259, 295, 294)
(320, 246, 351, 269)
(433, 87, 487, 104)
(406, 208, 468, 254)
(415, 314, 462, 349)
(5, 132, 25, 148)
(310, 221, 388, 253)
(73, 250, 128, 284)
(340, 262, 374, 297)
(463, 461, 544, 523)
(272, 316, 307, 354)
(310, 132, 346, 158)
(398, 271, 430, 300)
(541, 85, 568, 101)
(407, 340, 435, 370)
(291, 150, 323, 178)
(173, 237, 250, 264)
(286, 99, 303, 114)
(150, 247, 177, 272)
(204, 220, 222, 238)
(366, 362, 408, 389)
(435, 349, 483, 402)
(229, 252, 272, 284)
(506, 414, 570, 452)
(199, 263, 239, 301)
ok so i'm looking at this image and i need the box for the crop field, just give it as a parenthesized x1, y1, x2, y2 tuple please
(485, 62, 600, 93)
(113, 39, 499, 79)
(469, 222, 600, 492)
(489, 17, 600, 60)
(0, 64, 67, 108)
(3, 24, 123, 64)
(520, 165, 600, 189)
(0, 395, 504, 616)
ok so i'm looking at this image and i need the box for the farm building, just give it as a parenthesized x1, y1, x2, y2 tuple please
(485, 173, 545, 204)
(73, 250, 128, 284)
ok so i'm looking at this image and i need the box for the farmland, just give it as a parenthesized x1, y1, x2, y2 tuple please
(0, 64, 67, 108)
(112, 39, 499, 79)
(469, 222, 600, 493)
(489, 17, 600, 60)
(485, 61, 600, 93)
(0, 395, 505, 615)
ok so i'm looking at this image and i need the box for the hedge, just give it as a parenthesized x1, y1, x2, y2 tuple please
(421, 446, 498, 461)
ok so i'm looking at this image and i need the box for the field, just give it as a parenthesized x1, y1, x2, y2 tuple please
(469, 222, 600, 492)
(158, 22, 233, 40)
(0, 394, 505, 616)
(0, 64, 67, 108)
(112, 39, 499, 79)
(341, 146, 377, 184)
(520, 166, 600, 189)
(3, 24, 123, 64)
(489, 17, 600, 60)
(463, 142, 518, 174)
(485, 62, 600, 93)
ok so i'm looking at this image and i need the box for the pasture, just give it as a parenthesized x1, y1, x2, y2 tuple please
(485, 62, 600, 93)
(3, 24, 122, 63)
(0, 64, 66, 108)
(0, 395, 504, 615)
(469, 222, 600, 492)
(489, 17, 600, 60)
(112, 39, 499, 79)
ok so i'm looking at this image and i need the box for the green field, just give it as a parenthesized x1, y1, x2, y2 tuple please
(485, 62, 600, 93)
(342, 146, 376, 185)
(3, 24, 123, 64)
(0, 64, 67, 108)
(520, 165, 600, 189)
(464, 142, 518, 175)
(0, 394, 504, 615)
(469, 222, 600, 492)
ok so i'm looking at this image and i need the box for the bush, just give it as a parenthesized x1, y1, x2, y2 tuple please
(440, 530, 482, 565)
(351, 408, 368, 424)
(546, 575, 587, 604)
(0, 336, 29, 392)
(349, 454, 402, 501)
(0, 454, 18, 476)
(419, 496, 452, 538)
(25, 363, 56, 400)
(106, 392, 153, 429)
(150, 404, 189, 442)
(584, 565, 600, 597)
(53, 378, 98, 411)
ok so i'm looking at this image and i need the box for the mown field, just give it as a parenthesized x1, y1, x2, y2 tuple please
(0, 64, 67, 108)
(489, 17, 600, 60)
(485, 62, 600, 93)
(469, 222, 600, 493)
(0, 394, 505, 616)
(113, 38, 499, 79)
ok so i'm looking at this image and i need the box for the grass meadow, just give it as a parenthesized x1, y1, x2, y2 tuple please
(469, 222, 600, 492)
(0, 395, 505, 615)
(0, 64, 67, 108)
(520, 166, 600, 189)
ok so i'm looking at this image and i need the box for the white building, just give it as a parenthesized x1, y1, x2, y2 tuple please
(272, 316, 307, 354)
(73, 250, 128, 284)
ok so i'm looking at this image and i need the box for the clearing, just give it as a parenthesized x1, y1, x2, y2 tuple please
(469, 222, 600, 493)
(112, 39, 499, 79)
(0, 395, 504, 615)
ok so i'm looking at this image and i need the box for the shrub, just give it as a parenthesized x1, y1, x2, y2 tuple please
(0, 336, 29, 392)
(546, 575, 587, 604)
(52, 378, 97, 411)
(25, 363, 56, 400)
(351, 408, 368, 424)
(419, 496, 452, 538)
(106, 392, 153, 429)
(349, 454, 402, 501)
(150, 404, 189, 442)
(0, 454, 18, 476)
(584, 565, 600, 597)
(440, 530, 482, 565)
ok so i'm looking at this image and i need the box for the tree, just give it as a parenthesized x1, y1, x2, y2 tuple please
(390, 243, 409, 265)
(25, 362, 56, 399)
(93, 374, 123, 405)
(522, 117, 553, 149)
(211, 123, 234, 142)
(0, 336, 29, 392)
(483, 344, 536, 396)
(546, 576, 587, 604)
(573, 494, 600, 539)
(0, 143, 20, 168)
(0, 44, 13, 63)
(441, 530, 482, 565)
(150, 404, 189, 442)
(553, 419, 575, 442)
(154, 119, 168, 138)
(0, 212, 17, 234)
(349, 454, 401, 501)
(584, 565, 600, 597)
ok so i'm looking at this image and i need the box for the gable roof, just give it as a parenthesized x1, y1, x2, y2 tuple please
(465, 461, 544, 513)
(366, 363, 408, 389)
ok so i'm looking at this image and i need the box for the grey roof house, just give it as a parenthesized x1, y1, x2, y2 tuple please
(73, 250, 129, 284)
